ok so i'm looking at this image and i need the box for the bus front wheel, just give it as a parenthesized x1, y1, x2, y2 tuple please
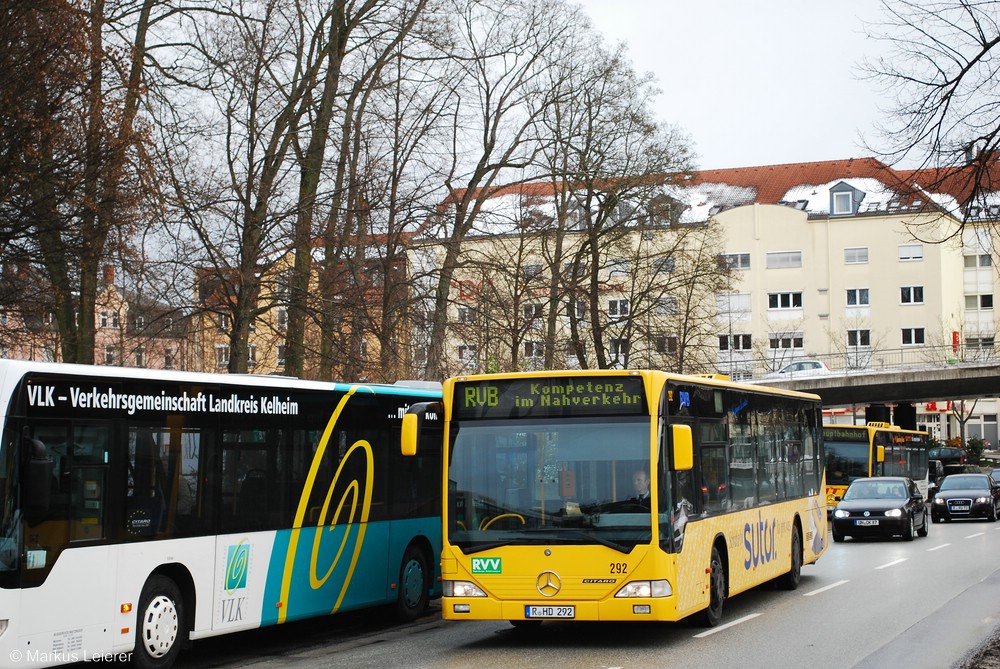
(395, 545, 430, 621)
(697, 546, 726, 627)
(132, 575, 184, 669)
(776, 525, 802, 590)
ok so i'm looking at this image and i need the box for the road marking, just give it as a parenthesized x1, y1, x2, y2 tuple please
(927, 543, 951, 551)
(965, 532, 985, 539)
(875, 558, 908, 570)
(803, 579, 849, 596)
(692, 613, 761, 638)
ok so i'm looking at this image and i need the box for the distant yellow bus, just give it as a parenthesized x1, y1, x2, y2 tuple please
(402, 370, 827, 627)
(823, 422, 931, 506)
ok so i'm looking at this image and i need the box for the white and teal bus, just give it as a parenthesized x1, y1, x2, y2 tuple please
(0, 360, 442, 669)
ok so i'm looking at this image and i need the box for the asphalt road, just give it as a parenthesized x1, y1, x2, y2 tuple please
(171, 520, 1000, 669)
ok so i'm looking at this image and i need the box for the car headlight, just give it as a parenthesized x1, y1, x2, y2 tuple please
(444, 580, 487, 597)
(885, 508, 902, 517)
(976, 497, 990, 504)
(833, 509, 849, 519)
(934, 497, 945, 505)
(615, 580, 672, 598)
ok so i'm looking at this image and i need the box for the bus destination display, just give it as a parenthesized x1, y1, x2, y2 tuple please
(454, 376, 647, 420)
(823, 426, 869, 442)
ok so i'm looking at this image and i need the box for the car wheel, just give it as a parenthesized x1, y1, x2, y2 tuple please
(832, 526, 845, 542)
(989, 504, 998, 523)
(917, 512, 929, 537)
(932, 514, 941, 524)
(696, 546, 726, 627)
(901, 513, 914, 541)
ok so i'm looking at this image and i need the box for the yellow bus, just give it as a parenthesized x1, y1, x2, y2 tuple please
(402, 370, 827, 627)
(823, 422, 931, 507)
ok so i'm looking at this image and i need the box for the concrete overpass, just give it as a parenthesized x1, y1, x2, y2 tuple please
(753, 361, 1000, 429)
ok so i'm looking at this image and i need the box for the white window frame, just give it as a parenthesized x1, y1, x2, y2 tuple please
(655, 296, 678, 316)
(524, 341, 543, 359)
(768, 333, 804, 350)
(900, 286, 924, 305)
(766, 251, 802, 269)
(899, 244, 924, 261)
(523, 303, 543, 321)
(846, 288, 870, 306)
(847, 329, 871, 347)
(844, 247, 869, 264)
(655, 335, 678, 355)
(901, 327, 925, 346)
(832, 191, 853, 215)
(719, 334, 752, 351)
(768, 292, 803, 310)
(608, 299, 630, 319)
(609, 338, 629, 357)
(721, 253, 751, 270)
(457, 305, 476, 324)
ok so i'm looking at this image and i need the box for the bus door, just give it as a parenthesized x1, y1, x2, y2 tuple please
(697, 419, 729, 514)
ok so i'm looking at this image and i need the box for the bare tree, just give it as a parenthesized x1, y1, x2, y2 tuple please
(419, 0, 577, 380)
(0, 0, 156, 363)
(865, 0, 1000, 217)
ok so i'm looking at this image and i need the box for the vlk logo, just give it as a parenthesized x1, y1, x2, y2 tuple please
(471, 557, 502, 574)
(226, 542, 249, 591)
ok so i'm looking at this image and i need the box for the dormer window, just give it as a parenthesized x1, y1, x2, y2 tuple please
(830, 181, 864, 216)
(833, 191, 853, 215)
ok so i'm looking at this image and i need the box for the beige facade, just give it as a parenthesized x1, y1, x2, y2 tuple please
(714, 203, 969, 379)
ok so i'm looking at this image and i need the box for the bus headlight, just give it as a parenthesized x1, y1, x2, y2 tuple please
(885, 508, 902, 517)
(443, 581, 486, 597)
(833, 509, 849, 519)
(614, 580, 672, 598)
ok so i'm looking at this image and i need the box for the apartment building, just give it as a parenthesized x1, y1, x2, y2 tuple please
(416, 157, 1000, 441)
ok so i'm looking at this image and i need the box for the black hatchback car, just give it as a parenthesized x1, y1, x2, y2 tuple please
(831, 476, 928, 542)
(931, 473, 1000, 522)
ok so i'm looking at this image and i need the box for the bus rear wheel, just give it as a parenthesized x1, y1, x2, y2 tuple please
(395, 545, 429, 621)
(697, 546, 726, 627)
(132, 575, 184, 669)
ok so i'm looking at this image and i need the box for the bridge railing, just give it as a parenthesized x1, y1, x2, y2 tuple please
(721, 344, 997, 381)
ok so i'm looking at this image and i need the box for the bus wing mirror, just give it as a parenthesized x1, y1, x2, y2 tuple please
(875, 445, 885, 464)
(401, 414, 419, 456)
(401, 401, 442, 457)
(670, 424, 693, 471)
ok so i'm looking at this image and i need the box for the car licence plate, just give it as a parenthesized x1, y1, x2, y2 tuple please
(950, 504, 971, 511)
(855, 519, 879, 526)
(525, 605, 575, 619)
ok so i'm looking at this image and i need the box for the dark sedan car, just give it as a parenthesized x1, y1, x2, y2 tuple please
(831, 476, 928, 542)
(931, 473, 1000, 522)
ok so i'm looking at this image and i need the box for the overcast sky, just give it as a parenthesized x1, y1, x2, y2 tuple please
(576, 1, 893, 170)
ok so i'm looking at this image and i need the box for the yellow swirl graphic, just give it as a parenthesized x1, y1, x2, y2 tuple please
(278, 385, 376, 623)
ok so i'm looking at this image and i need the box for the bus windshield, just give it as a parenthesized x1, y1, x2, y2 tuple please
(447, 416, 654, 553)
(824, 439, 869, 486)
